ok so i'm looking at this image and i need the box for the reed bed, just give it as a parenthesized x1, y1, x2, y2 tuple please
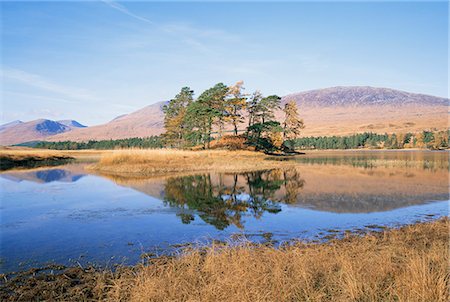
(104, 218, 449, 302)
(90, 149, 295, 176)
(1, 218, 448, 301)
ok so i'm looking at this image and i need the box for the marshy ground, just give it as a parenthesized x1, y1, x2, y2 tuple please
(0, 218, 448, 301)
(1, 148, 448, 301)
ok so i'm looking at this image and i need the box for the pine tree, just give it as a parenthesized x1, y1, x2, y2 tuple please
(184, 83, 228, 148)
(246, 90, 263, 130)
(257, 95, 281, 124)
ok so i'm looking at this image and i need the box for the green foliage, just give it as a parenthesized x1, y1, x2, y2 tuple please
(291, 131, 449, 150)
(181, 83, 229, 148)
(292, 133, 391, 150)
(253, 95, 281, 124)
(34, 136, 163, 150)
(247, 121, 284, 152)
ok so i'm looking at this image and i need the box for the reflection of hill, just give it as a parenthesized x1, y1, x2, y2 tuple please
(104, 157, 449, 218)
(0, 164, 87, 183)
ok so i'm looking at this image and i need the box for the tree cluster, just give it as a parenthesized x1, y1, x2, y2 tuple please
(163, 81, 305, 152)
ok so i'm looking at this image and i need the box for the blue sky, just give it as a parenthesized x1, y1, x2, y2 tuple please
(1, 1, 448, 125)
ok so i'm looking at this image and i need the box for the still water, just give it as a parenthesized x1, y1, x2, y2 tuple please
(1, 151, 448, 273)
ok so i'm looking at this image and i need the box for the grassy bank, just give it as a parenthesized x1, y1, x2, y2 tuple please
(0, 149, 75, 170)
(1, 218, 448, 301)
(0, 149, 108, 171)
(89, 149, 298, 177)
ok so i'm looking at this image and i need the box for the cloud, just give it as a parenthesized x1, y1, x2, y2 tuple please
(100, 1, 243, 54)
(1, 67, 100, 102)
(3, 90, 79, 104)
(101, 0, 154, 24)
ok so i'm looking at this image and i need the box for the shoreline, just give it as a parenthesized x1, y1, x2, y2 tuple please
(1, 217, 448, 301)
(1, 147, 446, 175)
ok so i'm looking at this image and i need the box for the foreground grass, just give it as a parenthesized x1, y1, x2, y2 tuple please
(89, 149, 297, 177)
(1, 218, 448, 301)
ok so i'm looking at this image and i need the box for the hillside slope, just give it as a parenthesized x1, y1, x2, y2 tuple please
(279, 86, 448, 136)
(48, 101, 167, 142)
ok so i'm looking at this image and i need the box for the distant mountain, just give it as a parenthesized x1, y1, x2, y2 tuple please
(57, 120, 87, 128)
(282, 86, 448, 107)
(48, 101, 167, 142)
(1, 86, 448, 145)
(0, 120, 23, 132)
(0, 119, 86, 145)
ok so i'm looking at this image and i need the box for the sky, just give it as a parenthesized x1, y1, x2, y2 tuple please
(0, 0, 448, 126)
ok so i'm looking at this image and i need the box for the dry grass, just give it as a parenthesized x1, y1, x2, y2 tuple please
(0, 148, 69, 159)
(2, 218, 448, 301)
(90, 149, 296, 177)
(103, 218, 449, 302)
(0, 148, 106, 160)
(0, 148, 106, 170)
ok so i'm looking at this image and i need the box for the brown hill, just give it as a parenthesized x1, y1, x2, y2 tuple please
(279, 86, 448, 136)
(48, 101, 167, 142)
(3, 86, 448, 144)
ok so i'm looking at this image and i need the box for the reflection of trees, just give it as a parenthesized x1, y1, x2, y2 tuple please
(163, 169, 305, 230)
(283, 169, 305, 204)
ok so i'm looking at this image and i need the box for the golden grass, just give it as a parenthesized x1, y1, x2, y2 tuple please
(90, 149, 296, 177)
(0, 149, 69, 160)
(102, 218, 449, 302)
(0, 148, 106, 160)
(2, 218, 448, 301)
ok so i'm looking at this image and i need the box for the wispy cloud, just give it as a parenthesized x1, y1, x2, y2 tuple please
(100, 1, 243, 55)
(101, 0, 154, 24)
(1, 67, 100, 102)
(3, 90, 78, 104)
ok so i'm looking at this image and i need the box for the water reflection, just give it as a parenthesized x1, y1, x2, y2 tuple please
(108, 157, 448, 218)
(290, 150, 449, 171)
(1, 151, 448, 273)
(1, 166, 86, 183)
(163, 169, 304, 229)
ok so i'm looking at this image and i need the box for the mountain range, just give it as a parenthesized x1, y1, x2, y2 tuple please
(0, 119, 86, 145)
(1, 86, 448, 145)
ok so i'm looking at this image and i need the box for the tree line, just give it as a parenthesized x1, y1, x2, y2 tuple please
(30, 130, 448, 151)
(291, 130, 449, 150)
(162, 81, 304, 152)
(33, 136, 163, 150)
